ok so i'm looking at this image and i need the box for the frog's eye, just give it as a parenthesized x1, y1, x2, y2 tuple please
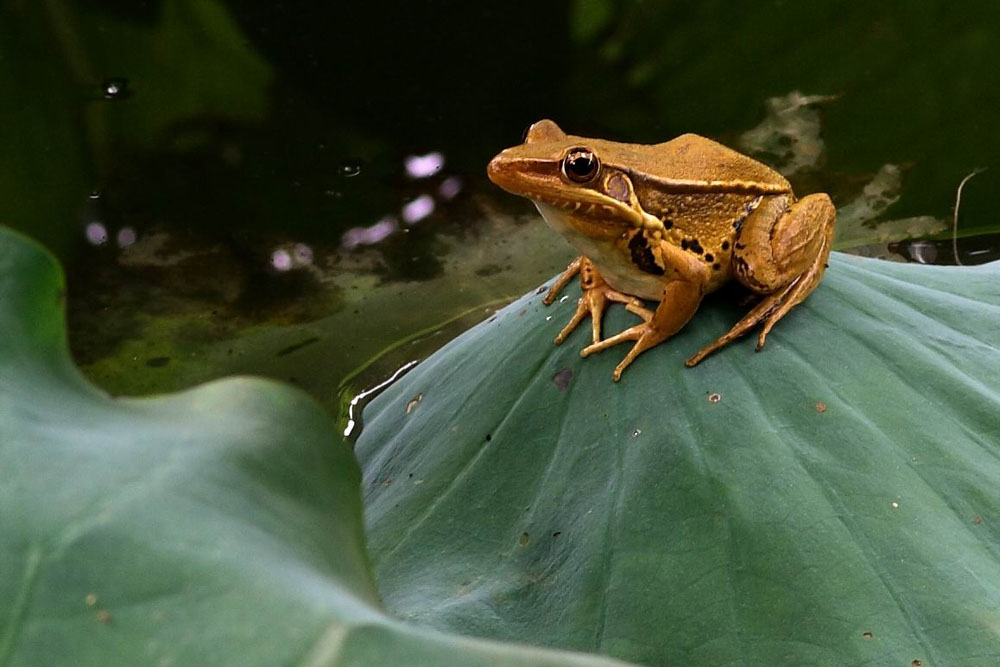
(562, 149, 600, 183)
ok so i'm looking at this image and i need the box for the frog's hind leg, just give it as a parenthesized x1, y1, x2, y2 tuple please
(547, 256, 652, 346)
(686, 193, 836, 367)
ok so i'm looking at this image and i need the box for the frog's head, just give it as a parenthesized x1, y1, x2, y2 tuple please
(488, 119, 651, 240)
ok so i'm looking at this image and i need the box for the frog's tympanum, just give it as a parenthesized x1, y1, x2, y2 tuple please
(488, 119, 836, 381)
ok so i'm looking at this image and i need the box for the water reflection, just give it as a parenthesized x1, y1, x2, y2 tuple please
(293, 243, 313, 265)
(343, 360, 420, 440)
(405, 152, 445, 179)
(342, 216, 398, 248)
(116, 227, 137, 248)
(339, 159, 362, 177)
(438, 176, 462, 200)
(402, 194, 435, 224)
(889, 234, 1000, 266)
(270, 242, 316, 271)
(101, 78, 132, 100)
(270, 249, 293, 271)
(85, 222, 108, 246)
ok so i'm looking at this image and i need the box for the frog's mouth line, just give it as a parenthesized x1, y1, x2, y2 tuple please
(488, 158, 645, 229)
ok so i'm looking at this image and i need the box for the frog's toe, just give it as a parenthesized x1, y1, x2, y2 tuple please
(580, 324, 643, 357)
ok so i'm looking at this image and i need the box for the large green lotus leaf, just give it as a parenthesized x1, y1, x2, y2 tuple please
(357, 252, 1000, 666)
(0, 225, 626, 666)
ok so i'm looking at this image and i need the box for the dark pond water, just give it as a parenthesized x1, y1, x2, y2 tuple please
(3, 0, 998, 413)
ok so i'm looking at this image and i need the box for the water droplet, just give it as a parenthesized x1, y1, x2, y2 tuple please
(708, 393, 722, 403)
(891, 501, 899, 509)
(559, 295, 569, 303)
(340, 159, 362, 177)
(631, 428, 642, 438)
(88, 191, 101, 200)
(101, 77, 131, 100)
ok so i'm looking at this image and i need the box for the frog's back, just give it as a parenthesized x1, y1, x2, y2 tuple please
(630, 133, 790, 193)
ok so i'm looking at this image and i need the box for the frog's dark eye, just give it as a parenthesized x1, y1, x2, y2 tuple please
(562, 149, 600, 183)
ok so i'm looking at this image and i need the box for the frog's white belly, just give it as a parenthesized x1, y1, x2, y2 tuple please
(536, 202, 670, 301)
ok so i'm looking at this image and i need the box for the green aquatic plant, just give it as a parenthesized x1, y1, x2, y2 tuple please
(0, 227, 620, 666)
(357, 249, 1000, 665)
(3, 223, 999, 666)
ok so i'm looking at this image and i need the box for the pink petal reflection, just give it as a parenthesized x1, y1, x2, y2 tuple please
(342, 217, 398, 248)
(438, 177, 462, 200)
(404, 152, 445, 179)
(402, 195, 435, 224)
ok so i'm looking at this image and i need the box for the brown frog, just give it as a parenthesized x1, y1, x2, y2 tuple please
(487, 119, 836, 381)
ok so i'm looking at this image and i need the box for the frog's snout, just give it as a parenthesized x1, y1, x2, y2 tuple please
(487, 150, 517, 190)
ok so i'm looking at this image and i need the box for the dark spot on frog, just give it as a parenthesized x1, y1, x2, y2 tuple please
(662, 218, 674, 229)
(704, 253, 714, 262)
(713, 263, 721, 271)
(688, 239, 704, 255)
(721, 240, 730, 251)
(146, 356, 170, 368)
(475, 263, 503, 277)
(552, 368, 574, 391)
(680, 239, 689, 250)
(606, 173, 631, 202)
(629, 234, 665, 275)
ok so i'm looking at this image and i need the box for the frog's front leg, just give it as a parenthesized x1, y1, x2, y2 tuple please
(545, 256, 653, 345)
(686, 193, 836, 367)
(580, 242, 709, 381)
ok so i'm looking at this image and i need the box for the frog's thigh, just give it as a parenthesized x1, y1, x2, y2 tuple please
(733, 193, 835, 293)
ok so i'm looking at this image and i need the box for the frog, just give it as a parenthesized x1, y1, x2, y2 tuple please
(487, 119, 836, 381)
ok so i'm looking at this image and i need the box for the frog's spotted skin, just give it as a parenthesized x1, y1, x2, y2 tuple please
(488, 119, 836, 380)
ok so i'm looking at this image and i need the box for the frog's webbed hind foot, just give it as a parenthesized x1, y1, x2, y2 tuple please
(686, 193, 835, 367)
(544, 256, 652, 346)
(685, 277, 803, 367)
